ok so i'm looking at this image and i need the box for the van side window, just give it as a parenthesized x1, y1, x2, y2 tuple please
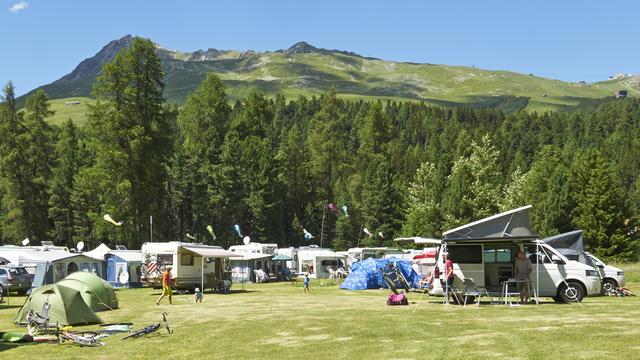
(0, 269, 6, 276)
(524, 245, 551, 264)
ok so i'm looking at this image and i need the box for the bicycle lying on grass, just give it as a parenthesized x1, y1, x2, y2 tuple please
(122, 312, 172, 339)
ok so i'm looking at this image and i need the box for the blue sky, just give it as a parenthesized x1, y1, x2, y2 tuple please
(1, 0, 639, 96)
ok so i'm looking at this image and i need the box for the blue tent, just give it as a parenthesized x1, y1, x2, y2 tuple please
(340, 257, 420, 290)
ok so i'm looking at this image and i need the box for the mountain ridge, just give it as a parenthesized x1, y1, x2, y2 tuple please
(19, 35, 640, 113)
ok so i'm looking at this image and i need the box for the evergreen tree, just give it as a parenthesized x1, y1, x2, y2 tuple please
(84, 37, 172, 247)
(403, 162, 442, 237)
(49, 119, 85, 247)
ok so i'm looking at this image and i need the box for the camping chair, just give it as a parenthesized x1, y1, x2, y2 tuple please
(26, 301, 54, 335)
(328, 268, 337, 279)
(462, 278, 493, 306)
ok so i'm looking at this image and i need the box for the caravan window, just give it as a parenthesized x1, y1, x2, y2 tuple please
(180, 254, 194, 266)
(447, 245, 483, 264)
(158, 254, 173, 266)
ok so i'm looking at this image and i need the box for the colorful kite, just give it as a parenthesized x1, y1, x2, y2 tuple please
(342, 205, 349, 217)
(363, 228, 372, 237)
(303, 228, 314, 241)
(206, 225, 216, 241)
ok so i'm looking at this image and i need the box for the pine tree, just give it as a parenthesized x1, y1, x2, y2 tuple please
(403, 162, 442, 237)
(48, 119, 85, 247)
(85, 37, 172, 247)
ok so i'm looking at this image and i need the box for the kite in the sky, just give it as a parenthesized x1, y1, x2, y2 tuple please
(207, 225, 217, 241)
(103, 214, 123, 226)
(363, 228, 372, 237)
(342, 205, 349, 217)
(233, 224, 242, 238)
(303, 228, 314, 241)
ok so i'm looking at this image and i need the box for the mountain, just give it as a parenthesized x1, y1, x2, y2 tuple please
(20, 35, 640, 113)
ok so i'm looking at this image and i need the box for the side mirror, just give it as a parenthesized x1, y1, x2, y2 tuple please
(551, 255, 565, 264)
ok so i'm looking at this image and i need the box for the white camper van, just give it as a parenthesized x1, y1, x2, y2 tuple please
(345, 247, 404, 269)
(542, 230, 625, 293)
(585, 252, 625, 292)
(140, 242, 234, 291)
(431, 206, 601, 303)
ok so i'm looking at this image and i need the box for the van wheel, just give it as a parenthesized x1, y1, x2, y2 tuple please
(558, 281, 585, 303)
(602, 279, 617, 293)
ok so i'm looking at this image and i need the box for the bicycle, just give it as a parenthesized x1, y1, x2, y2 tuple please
(122, 312, 172, 339)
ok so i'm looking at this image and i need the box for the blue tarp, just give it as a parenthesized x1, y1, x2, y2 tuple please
(340, 257, 420, 290)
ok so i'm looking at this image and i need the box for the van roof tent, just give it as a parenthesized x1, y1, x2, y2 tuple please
(442, 205, 536, 240)
(541, 230, 584, 252)
(442, 236, 538, 244)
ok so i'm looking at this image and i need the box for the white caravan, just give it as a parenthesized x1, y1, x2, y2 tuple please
(345, 247, 404, 269)
(140, 242, 234, 291)
(227, 242, 278, 283)
(432, 206, 601, 303)
(297, 247, 347, 279)
(276, 247, 299, 272)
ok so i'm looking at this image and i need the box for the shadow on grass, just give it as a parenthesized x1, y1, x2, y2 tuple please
(146, 289, 259, 296)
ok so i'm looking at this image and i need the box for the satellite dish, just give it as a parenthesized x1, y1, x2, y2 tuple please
(22, 238, 30, 246)
(243, 236, 250, 245)
(77, 241, 85, 251)
(119, 271, 129, 285)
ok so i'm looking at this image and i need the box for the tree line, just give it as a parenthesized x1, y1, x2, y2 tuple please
(0, 37, 638, 260)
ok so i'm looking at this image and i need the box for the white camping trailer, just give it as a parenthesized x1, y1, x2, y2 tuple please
(345, 247, 404, 269)
(140, 242, 234, 291)
(297, 247, 346, 279)
(276, 247, 298, 272)
(433, 206, 600, 303)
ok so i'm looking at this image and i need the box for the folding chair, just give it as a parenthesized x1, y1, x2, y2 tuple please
(462, 278, 493, 306)
(27, 301, 53, 335)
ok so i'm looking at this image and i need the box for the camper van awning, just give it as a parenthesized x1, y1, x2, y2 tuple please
(181, 246, 237, 258)
(229, 253, 274, 261)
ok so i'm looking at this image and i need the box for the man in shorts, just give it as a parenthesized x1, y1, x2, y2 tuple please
(156, 266, 173, 305)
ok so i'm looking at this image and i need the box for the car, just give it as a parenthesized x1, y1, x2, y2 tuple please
(0, 265, 32, 296)
(586, 252, 625, 292)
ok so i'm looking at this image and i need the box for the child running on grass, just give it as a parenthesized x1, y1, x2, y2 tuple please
(304, 273, 311, 294)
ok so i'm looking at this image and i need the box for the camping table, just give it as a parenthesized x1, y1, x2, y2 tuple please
(502, 279, 538, 306)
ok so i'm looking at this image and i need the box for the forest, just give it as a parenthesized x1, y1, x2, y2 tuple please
(1, 38, 638, 260)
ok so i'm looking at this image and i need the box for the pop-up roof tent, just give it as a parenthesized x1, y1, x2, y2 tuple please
(14, 283, 102, 325)
(58, 272, 118, 311)
(441, 205, 540, 304)
(541, 230, 595, 266)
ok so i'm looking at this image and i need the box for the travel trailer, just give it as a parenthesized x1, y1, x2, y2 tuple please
(228, 242, 278, 283)
(431, 206, 601, 303)
(542, 230, 625, 292)
(140, 242, 234, 291)
(297, 247, 347, 279)
(276, 247, 298, 272)
(345, 247, 404, 269)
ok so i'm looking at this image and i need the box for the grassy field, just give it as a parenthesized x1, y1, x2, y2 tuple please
(45, 97, 92, 126)
(1, 269, 639, 360)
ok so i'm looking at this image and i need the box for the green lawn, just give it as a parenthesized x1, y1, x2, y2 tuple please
(1, 276, 639, 359)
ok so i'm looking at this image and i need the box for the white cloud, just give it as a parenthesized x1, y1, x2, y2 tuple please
(9, 1, 29, 14)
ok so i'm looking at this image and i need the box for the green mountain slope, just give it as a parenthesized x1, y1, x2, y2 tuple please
(20, 35, 640, 113)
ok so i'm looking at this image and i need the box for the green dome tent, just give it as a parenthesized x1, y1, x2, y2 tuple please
(58, 272, 118, 312)
(14, 284, 102, 326)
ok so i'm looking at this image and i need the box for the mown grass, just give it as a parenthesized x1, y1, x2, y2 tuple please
(1, 264, 639, 360)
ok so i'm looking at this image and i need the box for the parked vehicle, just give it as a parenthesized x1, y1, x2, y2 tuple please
(431, 206, 601, 303)
(585, 252, 625, 292)
(542, 230, 625, 293)
(0, 265, 32, 295)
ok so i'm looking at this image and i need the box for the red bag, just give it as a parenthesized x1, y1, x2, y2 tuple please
(387, 293, 408, 306)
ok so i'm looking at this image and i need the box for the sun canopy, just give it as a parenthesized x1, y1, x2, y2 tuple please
(182, 246, 237, 258)
(443, 205, 536, 241)
(272, 254, 293, 261)
(413, 249, 436, 260)
(229, 253, 273, 261)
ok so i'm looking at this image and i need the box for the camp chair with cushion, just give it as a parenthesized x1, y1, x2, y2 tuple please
(26, 301, 54, 335)
(462, 278, 493, 306)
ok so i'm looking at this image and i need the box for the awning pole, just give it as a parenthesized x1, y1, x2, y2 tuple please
(536, 241, 540, 305)
(201, 256, 204, 294)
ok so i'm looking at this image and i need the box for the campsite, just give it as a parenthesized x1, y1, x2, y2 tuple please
(1, 275, 639, 359)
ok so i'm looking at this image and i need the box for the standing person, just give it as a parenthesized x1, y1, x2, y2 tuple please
(156, 266, 173, 305)
(303, 273, 311, 294)
(514, 250, 533, 303)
